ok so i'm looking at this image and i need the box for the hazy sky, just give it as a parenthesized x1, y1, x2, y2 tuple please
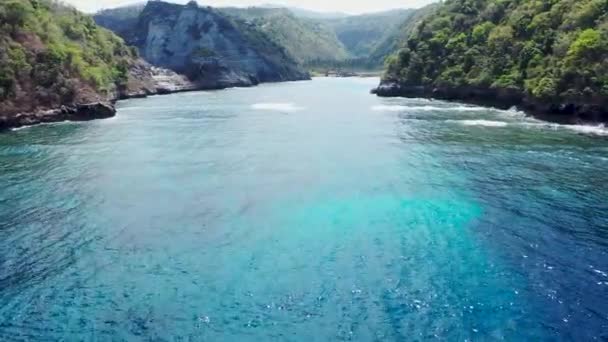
(64, 0, 435, 14)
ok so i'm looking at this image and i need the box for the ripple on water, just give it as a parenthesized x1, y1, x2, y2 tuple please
(0, 78, 608, 340)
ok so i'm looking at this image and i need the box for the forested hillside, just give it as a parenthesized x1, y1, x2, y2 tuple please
(367, 4, 438, 67)
(223, 7, 429, 69)
(0, 0, 135, 114)
(379, 0, 608, 122)
(0, 0, 194, 129)
(220, 7, 349, 64)
(323, 10, 415, 58)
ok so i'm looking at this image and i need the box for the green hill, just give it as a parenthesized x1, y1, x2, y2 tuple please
(220, 7, 349, 64)
(367, 5, 439, 67)
(379, 0, 608, 122)
(323, 10, 415, 59)
(95, 3, 428, 71)
(222, 7, 427, 69)
(0, 0, 135, 113)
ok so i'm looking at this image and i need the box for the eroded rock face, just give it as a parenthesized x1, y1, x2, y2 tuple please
(99, 1, 309, 89)
(119, 59, 197, 99)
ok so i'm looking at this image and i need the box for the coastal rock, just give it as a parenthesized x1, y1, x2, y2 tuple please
(373, 81, 608, 124)
(0, 103, 116, 131)
(118, 59, 197, 99)
(73, 103, 116, 120)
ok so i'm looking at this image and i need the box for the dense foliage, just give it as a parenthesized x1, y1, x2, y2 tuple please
(0, 0, 137, 113)
(384, 0, 608, 101)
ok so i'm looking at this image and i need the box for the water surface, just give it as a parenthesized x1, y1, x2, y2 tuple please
(1, 78, 607, 340)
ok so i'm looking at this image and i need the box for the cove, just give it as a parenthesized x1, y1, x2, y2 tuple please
(0, 78, 607, 340)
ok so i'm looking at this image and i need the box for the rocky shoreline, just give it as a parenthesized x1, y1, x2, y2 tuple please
(0, 103, 116, 131)
(372, 81, 608, 124)
(0, 69, 309, 132)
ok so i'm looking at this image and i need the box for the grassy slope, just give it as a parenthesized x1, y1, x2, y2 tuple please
(0, 0, 137, 115)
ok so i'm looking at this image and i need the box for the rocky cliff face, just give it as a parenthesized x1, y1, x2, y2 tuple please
(96, 1, 309, 89)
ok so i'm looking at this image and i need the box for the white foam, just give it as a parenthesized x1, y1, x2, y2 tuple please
(593, 268, 608, 277)
(371, 105, 409, 112)
(251, 103, 303, 112)
(10, 125, 33, 131)
(10, 120, 73, 131)
(563, 124, 608, 136)
(452, 120, 509, 127)
(446, 106, 489, 112)
(372, 105, 489, 112)
(499, 107, 527, 118)
(519, 122, 608, 136)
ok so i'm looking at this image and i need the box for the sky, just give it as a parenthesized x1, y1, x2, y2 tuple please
(63, 0, 435, 14)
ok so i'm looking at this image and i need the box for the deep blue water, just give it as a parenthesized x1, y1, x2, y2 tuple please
(1, 77, 608, 341)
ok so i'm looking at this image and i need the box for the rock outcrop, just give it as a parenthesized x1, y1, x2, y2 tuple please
(373, 81, 608, 124)
(0, 51, 196, 131)
(0, 102, 114, 131)
(96, 1, 310, 89)
(119, 59, 197, 99)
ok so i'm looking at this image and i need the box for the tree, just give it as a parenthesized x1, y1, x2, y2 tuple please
(567, 29, 605, 62)
(1, 1, 32, 33)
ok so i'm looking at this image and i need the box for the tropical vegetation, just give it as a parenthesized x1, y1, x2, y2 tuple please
(0, 0, 137, 114)
(384, 0, 608, 102)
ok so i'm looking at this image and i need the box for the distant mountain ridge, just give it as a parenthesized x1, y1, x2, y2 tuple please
(220, 6, 350, 64)
(95, 2, 429, 70)
(366, 4, 439, 67)
(221, 6, 432, 69)
(321, 9, 415, 58)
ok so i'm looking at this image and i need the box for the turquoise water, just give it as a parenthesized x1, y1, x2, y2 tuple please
(1, 78, 608, 340)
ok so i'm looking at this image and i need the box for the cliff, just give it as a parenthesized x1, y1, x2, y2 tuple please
(376, 0, 608, 123)
(96, 1, 310, 89)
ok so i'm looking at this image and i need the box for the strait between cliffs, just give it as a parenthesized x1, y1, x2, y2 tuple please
(1, 78, 608, 340)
